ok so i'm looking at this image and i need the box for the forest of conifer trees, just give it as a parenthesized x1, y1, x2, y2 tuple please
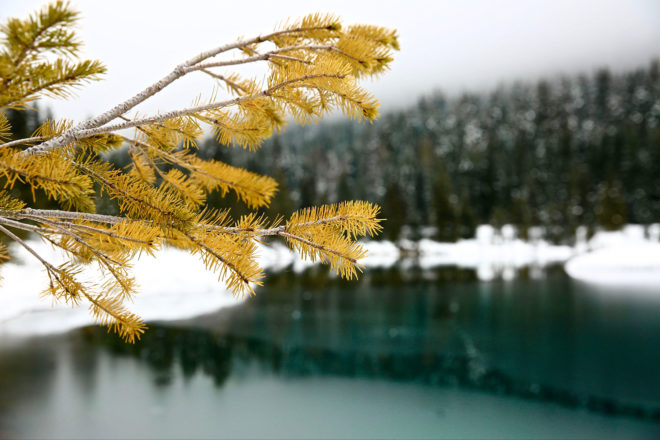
(6, 60, 660, 243)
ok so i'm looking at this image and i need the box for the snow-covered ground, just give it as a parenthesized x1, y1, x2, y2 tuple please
(0, 239, 403, 338)
(365, 224, 660, 286)
(0, 241, 246, 338)
(414, 225, 574, 281)
(565, 225, 660, 287)
(1, 223, 658, 338)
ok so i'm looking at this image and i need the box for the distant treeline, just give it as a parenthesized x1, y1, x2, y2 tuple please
(197, 59, 660, 242)
(6, 60, 660, 243)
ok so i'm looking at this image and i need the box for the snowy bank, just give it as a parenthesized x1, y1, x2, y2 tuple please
(0, 238, 403, 338)
(0, 240, 245, 338)
(416, 225, 574, 281)
(359, 240, 401, 268)
(565, 225, 660, 287)
(3, 223, 658, 338)
(565, 243, 660, 287)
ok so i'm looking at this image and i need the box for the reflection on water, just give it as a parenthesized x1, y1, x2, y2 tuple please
(1, 265, 660, 439)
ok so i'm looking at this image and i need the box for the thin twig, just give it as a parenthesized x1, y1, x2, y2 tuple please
(0, 216, 52, 235)
(0, 136, 48, 150)
(64, 73, 345, 139)
(182, 230, 253, 289)
(278, 231, 357, 264)
(23, 25, 338, 156)
(24, 208, 122, 223)
(37, 216, 123, 267)
(3, 208, 360, 238)
(186, 52, 310, 71)
(0, 223, 56, 270)
(188, 44, 359, 72)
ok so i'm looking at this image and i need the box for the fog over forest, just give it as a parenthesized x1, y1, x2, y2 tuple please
(3, 0, 660, 121)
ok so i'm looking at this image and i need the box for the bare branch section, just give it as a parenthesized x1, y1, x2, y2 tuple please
(0, 4, 396, 342)
(1, 204, 382, 240)
(69, 73, 347, 138)
(0, 136, 48, 149)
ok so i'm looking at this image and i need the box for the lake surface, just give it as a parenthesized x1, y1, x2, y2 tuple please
(1, 265, 660, 439)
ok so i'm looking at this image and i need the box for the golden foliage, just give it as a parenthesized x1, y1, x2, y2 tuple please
(284, 202, 382, 279)
(0, 189, 26, 211)
(0, 147, 95, 211)
(0, 0, 106, 109)
(0, 113, 10, 142)
(0, 2, 397, 342)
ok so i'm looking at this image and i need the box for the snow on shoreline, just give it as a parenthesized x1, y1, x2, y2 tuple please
(413, 226, 574, 281)
(565, 225, 660, 287)
(408, 225, 660, 285)
(565, 243, 660, 287)
(0, 241, 246, 338)
(1, 223, 658, 338)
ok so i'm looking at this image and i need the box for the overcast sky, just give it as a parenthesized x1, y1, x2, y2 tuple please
(4, 0, 660, 122)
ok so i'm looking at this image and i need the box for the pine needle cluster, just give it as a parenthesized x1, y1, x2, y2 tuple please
(0, 1, 397, 342)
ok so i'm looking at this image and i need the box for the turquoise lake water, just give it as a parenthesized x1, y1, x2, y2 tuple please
(1, 265, 660, 439)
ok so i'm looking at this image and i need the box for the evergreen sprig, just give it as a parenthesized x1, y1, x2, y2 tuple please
(0, 2, 397, 342)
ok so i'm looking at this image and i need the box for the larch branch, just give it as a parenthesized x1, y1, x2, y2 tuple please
(22, 25, 338, 156)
